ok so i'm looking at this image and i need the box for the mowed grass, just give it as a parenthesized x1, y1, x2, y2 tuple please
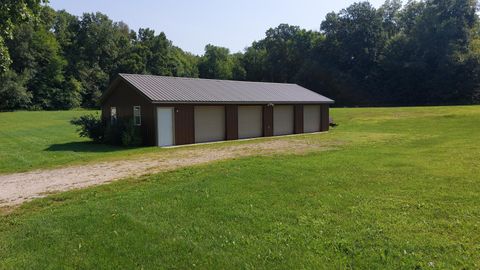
(0, 110, 332, 174)
(1, 106, 480, 268)
(0, 110, 160, 174)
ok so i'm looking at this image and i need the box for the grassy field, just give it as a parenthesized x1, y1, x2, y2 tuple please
(1, 106, 480, 268)
(0, 110, 165, 174)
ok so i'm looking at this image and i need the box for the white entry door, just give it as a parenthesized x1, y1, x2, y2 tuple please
(157, 107, 174, 146)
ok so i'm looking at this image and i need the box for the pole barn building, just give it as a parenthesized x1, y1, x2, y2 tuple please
(100, 74, 334, 147)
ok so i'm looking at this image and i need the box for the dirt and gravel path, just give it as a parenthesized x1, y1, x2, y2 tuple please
(0, 139, 333, 207)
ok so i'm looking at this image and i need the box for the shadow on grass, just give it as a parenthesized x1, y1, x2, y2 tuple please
(44, 141, 127, 153)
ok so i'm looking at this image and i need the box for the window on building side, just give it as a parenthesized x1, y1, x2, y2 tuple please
(133, 106, 141, 126)
(111, 107, 117, 124)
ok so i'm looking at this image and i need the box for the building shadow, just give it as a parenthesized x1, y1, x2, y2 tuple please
(44, 141, 126, 153)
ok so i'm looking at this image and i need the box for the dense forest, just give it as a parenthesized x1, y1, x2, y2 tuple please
(1, 0, 480, 110)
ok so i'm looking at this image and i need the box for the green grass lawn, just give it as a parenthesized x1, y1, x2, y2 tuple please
(0, 110, 165, 174)
(1, 106, 480, 268)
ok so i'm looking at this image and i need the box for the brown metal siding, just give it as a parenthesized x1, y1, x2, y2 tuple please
(225, 105, 238, 140)
(263, 105, 273, 137)
(320, 104, 330, 132)
(174, 105, 195, 145)
(294, 105, 304, 134)
(101, 81, 156, 146)
(102, 86, 331, 147)
(101, 106, 109, 124)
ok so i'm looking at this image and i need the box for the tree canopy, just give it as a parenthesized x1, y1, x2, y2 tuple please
(1, 0, 479, 110)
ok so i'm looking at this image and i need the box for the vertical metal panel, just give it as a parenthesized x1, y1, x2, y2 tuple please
(263, 105, 273, 137)
(194, 106, 225, 143)
(304, 105, 321, 133)
(294, 105, 304, 134)
(238, 106, 263, 139)
(174, 105, 195, 145)
(320, 104, 330, 132)
(273, 105, 294, 136)
(225, 105, 238, 140)
(101, 106, 109, 125)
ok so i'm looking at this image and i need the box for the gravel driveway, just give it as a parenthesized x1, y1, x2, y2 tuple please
(0, 139, 331, 207)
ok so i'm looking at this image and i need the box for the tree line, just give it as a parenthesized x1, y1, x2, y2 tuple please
(1, 0, 479, 110)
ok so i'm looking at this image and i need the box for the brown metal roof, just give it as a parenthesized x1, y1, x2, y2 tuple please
(117, 73, 334, 104)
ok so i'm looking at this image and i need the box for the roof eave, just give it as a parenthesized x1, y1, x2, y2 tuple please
(151, 100, 334, 105)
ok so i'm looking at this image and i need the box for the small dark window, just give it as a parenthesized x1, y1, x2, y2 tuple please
(133, 106, 141, 126)
(111, 107, 117, 124)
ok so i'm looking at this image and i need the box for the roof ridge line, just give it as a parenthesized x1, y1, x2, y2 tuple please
(118, 73, 299, 86)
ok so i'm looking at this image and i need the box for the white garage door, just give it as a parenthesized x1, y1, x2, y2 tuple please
(273, 105, 294, 136)
(238, 106, 263, 139)
(303, 105, 321, 133)
(194, 106, 225, 143)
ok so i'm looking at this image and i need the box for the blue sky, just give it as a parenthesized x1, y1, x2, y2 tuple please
(49, 0, 386, 55)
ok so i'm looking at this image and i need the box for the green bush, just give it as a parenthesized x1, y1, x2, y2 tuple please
(103, 121, 124, 145)
(121, 120, 143, 147)
(70, 113, 104, 143)
(71, 115, 143, 146)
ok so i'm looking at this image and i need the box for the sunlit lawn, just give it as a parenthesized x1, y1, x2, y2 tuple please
(1, 106, 479, 268)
